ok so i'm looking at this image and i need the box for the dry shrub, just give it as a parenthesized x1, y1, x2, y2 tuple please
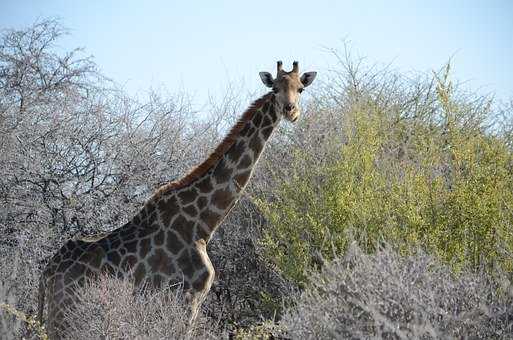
(61, 275, 223, 340)
(203, 197, 296, 329)
(282, 244, 513, 339)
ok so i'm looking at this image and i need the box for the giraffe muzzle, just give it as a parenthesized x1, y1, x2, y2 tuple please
(284, 103, 295, 112)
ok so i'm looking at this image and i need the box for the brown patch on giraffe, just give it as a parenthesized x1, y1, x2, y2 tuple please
(252, 110, 263, 126)
(152, 93, 273, 196)
(262, 126, 273, 140)
(190, 249, 204, 270)
(110, 237, 121, 249)
(146, 201, 156, 215)
(197, 196, 207, 210)
(57, 260, 73, 274)
(177, 252, 194, 277)
(178, 188, 197, 205)
(245, 126, 256, 137)
(77, 251, 93, 264)
(235, 170, 252, 188)
(200, 209, 221, 231)
(138, 222, 159, 238)
(227, 140, 246, 162)
(249, 135, 263, 155)
(82, 246, 105, 268)
(261, 116, 272, 128)
(195, 225, 210, 241)
(183, 204, 198, 217)
(120, 226, 137, 241)
(90, 251, 104, 268)
(237, 154, 252, 169)
(213, 160, 233, 184)
(192, 270, 210, 291)
(148, 248, 174, 276)
(71, 247, 83, 261)
(120, 255, 137, 271)
(148, 211, 158, 224)
(262, 101, 271, 113)
(107, 251, 121, 265)
(125, 239, 138, 253)
(140, 206, 148, 220)
(139, 238, 152, 258)
(153, 229, 165, 246)
(135, 217, 147, 229)
(152, 274, 164, 288)
(76, 276, 86, 287)
(134, 263, 146, 286)
(239, 122, 250, 136)
(65, 262, 85, 283)
(196, 177, 213, 193)
(133, 214, 141, 225)
(269, 104, 277, 122)
(211, 188, 234, 210)
(181, 280, 191, 290)
(65, 240, 75, 252)
(158, 195, 180, 227)
(172, 215, 194, 243)
(166, 230, 184, 255)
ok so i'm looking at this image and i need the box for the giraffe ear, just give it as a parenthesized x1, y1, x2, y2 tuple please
(300, 72, 317, 87)
(259, 72, 274, 88)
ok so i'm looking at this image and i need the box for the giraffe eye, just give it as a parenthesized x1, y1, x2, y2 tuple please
(298, 88, 304, 93)
(273, 88, 279, 94)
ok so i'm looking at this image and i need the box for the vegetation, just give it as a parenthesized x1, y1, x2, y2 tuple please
(1, 19, 512, 339)
(259, 61, 513, 285)
(282, 244, 513, 339)
(61, 275, 221, 340)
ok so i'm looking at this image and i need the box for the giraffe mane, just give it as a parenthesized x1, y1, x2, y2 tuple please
(152, 92, 274, 199)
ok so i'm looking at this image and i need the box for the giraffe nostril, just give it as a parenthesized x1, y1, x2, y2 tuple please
(285, 103, 295, 112)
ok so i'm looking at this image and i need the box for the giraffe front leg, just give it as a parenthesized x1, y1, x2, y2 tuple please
(185, 290, 204, 325)
(186, 240, 215, 325)
(184, 270, 214, 326)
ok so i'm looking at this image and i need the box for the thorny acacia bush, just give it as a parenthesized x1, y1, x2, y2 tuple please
(62, 275, 222, 340)
(282, 244, 513, 339)
(259, 56, 513, 285)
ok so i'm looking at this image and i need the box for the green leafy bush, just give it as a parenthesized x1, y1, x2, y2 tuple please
(259, 65, 513, 285)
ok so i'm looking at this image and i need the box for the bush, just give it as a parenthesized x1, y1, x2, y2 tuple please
(259, 61, 513, 285)
(204, 197, 296, 329)
(61, 275, 222, 340)
(282, 244, 513, 339)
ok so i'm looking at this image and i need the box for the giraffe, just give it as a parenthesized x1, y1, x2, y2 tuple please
(37, 61, 317, 339)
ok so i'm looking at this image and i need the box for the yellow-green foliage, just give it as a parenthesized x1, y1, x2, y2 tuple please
(260, 72, 513, 286)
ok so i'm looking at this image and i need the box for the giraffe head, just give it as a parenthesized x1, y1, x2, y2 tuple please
(259, 61, 317, 122)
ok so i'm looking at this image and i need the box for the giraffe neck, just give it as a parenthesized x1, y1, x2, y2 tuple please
(192, 93, 281, 241)
(152, 93, 281, 243)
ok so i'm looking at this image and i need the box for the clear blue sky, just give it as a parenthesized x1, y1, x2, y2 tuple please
(1, 1, 512, 107)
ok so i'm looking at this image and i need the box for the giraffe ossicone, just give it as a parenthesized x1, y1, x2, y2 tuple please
(38, 61, 317, 339)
